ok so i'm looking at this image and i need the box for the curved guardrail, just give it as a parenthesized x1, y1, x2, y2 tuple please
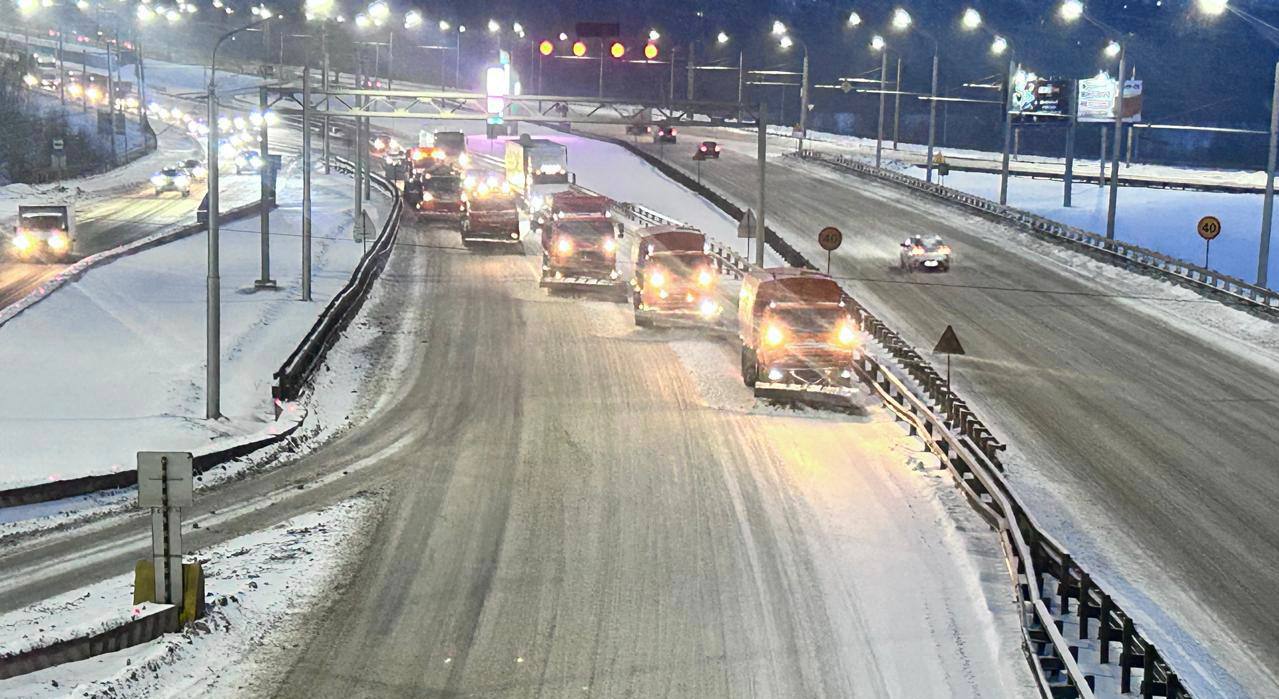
(271, 157, 403, 406)
(588, 128, 1192, 699)
(802, 150, 1279, 314)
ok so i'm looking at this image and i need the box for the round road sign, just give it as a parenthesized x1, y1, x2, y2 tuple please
(1197, 216, 1222, 241)
(818, 226, 843, 252)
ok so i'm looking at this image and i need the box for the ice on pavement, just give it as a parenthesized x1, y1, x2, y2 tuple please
(0, 170, 387, 490)
(0, 496, 379, 698)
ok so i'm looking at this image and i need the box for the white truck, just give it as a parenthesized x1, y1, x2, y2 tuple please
(505, 135, 569, 194)
(12, 204, 75, 261)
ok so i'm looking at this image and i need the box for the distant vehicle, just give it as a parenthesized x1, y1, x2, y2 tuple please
(369, 134, 399, 160)
(177, 158, 207, 180)
(632, 226, 721, 326)
(152, 167, 192, 197)
(626, 124, 651, 136)
(432, 131, 468, 162)
(654, 125, 678, 143)
(461, 177, 521, 246)
(540, 215, 624, 293)
(414, 167, 466, 220)
(234, 149, 264, 175)
(505, 135, 569, 194)
(33, 53, 58, 91)
(899, 234, 951, 272)
(695, 141, 721, 159)
(359, 76, 386, 89)
(11, 204, 74, 261)
(738, 268, 859, 399)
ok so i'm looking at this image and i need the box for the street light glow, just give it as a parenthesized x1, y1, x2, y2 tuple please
(558, 32, 568, 41)
(1197, 0, 1228, 16)
(991, 35, 1008, 55)
(513, 22, 524, 35)
(487, 18, 499, 33)
(892, 8, 912, 31)
(717, 31, 729, 44)
(771, 20, 786, 36)
(354, 12, 369, 28)
(438, 19, 449, 31)
(135, 3, 153, 21)
(1104, 40, 1121, 57)
(779, 35, 794, 49)
(848, 11, 862, 27)
(304, 0, 332, 19)
(75, 0, 89, 10)
(871, 34, 885, 51)
(404, 10, 422, 29)
(1059, 0, 1084, 22)
(367, 0, 389, 21)
(649, 29, 660, 41)
(962, 8, 982, 30)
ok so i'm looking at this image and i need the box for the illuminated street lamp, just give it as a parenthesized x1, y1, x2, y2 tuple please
(892, 7, 942, 183)
(717, 31, 729, 44)
(870, 34, 885, 51)
(991, 35, 1008, 55)
(961, 8, 982, 30)
(404, 10, 423, 30)
(648, 28, 660, 41)
(1197, 0, 1229, 15)
(1103, 40, 1121, 58)
(848, 11, 862, 27)
(487, 18, 499, 34)
(891, 8, 912, 31)
(771, 20, 786, 36)
(367, 0, 389, 25)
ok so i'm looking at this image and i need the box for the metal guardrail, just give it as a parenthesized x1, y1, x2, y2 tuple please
(802, 150, 1279, 313)
(271, 157, 403, 406)
(588, 129, 1192, 699)
(0, 604, 179, 679)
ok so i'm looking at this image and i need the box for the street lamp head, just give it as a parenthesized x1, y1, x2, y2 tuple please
(848, 11, 862, 27)
(1059, 0, 1084, 22)
(871, 33, 885, 51)
(1104, 40, 1121, 57)
(16, 0, 38, 15)
(559, 32, 568, 41)
(649, 29, 660, 41)
(75, 0, 89, 10)
(779, 35, 794, 49)
(368, 0, 389, 22)
(438, 19, 450, 31)
(404, 10, 422, 29)
(354, 12, 370, 28)
(961, 8, 982, 30)
(458, 24, 466, 32)
(1196, 0, 1228, 16)
(487, 18, 500, 34)
(304, 0, 333, 20)
(991, 35, 1008, 55)
(165, 7, 181, 22)
(891, 8, 912, 31)
(771, 20, 787, 36)
(717, 31, 729, 44)
(513, 22, 524, 35)
(135, 3, 154, 22)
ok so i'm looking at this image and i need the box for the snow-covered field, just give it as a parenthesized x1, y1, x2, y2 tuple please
(0, 168, 386, 490)
(0, 496, 380, 698)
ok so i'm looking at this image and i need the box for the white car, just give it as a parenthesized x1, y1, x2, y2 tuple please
(152, 167, 191, 197)
(235, 149, 264, 175)
(899, 235, 951, 272)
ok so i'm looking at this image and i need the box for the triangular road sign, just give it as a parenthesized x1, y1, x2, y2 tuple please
(934, 325, 965, 355)
(738, 209, 757, 239)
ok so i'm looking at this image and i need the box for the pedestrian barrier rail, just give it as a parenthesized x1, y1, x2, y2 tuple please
(271, 156, 403, 405)
(801, 150, 1279, 314)
(587, 129, 1193, 698)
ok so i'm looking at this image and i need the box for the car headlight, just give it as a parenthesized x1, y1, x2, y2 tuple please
(47, 233, 68, 252)
(421, 191, 434, 202)
(457, 153, 470, 167)
(697, 269, 713, 287)
(763, 323, 786, 347)
(648, 270, 665, 288)
(151, 175, 166, 186)
(193, 166, 207, 177)
(837, 323, 857, 346)
(12, 233, 32, 251)
(602, 238, 618, 255)
(699, 300, 719, 318)
(175, 175, 189, 187)
(555, 238, 573, 255)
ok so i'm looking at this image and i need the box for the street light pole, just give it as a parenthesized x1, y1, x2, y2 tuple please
(1105, 44, 1125, 240)
(876, 50, 887, 168)
(1064, 77, 1077, 207)
(302, 64, 312, 302)
(925, 48, 939, 183)
(798, 47, 810, 150)
(1000, 58, 1014, 205)
(892, 57, 901, 148)
(756, 100, 768, 267)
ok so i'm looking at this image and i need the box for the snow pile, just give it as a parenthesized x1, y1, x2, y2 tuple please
(0, 496, 381, 698)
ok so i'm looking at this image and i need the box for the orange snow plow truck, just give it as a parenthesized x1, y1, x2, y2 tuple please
(632, 225, 722, 327)
(738, 268, 860, 401)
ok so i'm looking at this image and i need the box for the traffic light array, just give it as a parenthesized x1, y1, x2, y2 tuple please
(542, 38, 660, 60)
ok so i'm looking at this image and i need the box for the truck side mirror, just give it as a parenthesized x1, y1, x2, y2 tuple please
(616, 224, 624, 237)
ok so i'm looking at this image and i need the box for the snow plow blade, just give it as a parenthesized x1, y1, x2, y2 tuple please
(540, 274, 628, 299)
(753, 381, 859, 407)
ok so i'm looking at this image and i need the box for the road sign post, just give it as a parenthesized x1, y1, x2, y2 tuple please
(738, 208, 757, 261)
(1198, 215, 1222, 269)
(818, 226, 843, 274)
(137, 451, 193, 606)
(933, 324, 966, 387)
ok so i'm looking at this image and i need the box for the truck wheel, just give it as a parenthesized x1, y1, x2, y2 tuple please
(741, 346, 759, 387)
(634, 311, 651, 328)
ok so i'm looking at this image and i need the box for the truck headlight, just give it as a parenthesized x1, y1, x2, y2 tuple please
(764, 324, 786, 347)
(837, 323, 857, 346)
(555, 238, 574, 255)
(697, 269, 713, 287)
(602, 238, 617, 255)
(12, 233, 32, 251)
(47, 233, 68, 252)
(648, 270, 665, 288)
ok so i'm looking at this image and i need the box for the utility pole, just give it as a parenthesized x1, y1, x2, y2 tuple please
(1064, 78, 1077, 208)
(892, 57, 901, 148)
(1260, 60, 1279, 287)
(925, 50, 939, 183)
(106, 36, 118, 165)
(597, 38, 604, 97)
(686, 41, 695, 100)
(322, 29, 330, 174)
(302, 64, 312, 302)
(798, 48, 810, 151)
(256, 86, 274, 289)
(756, 101, 768, 268)
(1105, 46, 1125, 240)
(668, 47, 676, 102)
(875, 51, 887, 168)
(999, 58, 1014, 205)
(737, 51, 745, 105)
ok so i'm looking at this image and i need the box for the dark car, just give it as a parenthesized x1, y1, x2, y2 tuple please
(654, 125, 678, 143)
(695, 141, 721, 159)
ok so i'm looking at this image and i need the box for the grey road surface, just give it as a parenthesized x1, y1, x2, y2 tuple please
(606, 126, 1279, 696)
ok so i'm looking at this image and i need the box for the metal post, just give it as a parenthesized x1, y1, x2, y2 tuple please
(799, 48, 810, 148)
(1105, 46, 1125, 240)
(876, 51, 887, 168)
(999, 58, 1014, 205)
(1014, 127, 1021, 159)
(1126, 122, 1134, 167)
(106, 37, 118, 165)
(1099, 126, 1107, 184)
(686, 41, 695, 100)
(925, 50, 938, 183)
(322, 31, 330, 174)
(669, 47, 676, 102)
(206, 81, 220, 420)
(1259, 61, 1279, 287)
(354, 59, 363, 239)
(302, 65, 312, 302)
(454, 31, 461, 88)
(387, 30, 394, 89)
(756, 101, 767, 267)
(892, 57, 901, 148)
(737, 51, 745, 104)
(597, 39, 604, 98)
(256, 86, 274, 288)
(57, 27, 64, 106)
(1064, 78, 1076, 207)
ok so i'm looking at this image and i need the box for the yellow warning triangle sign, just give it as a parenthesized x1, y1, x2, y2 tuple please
(933, 325, 965, 355)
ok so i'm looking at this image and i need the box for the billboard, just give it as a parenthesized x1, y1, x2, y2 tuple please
(1011, 73, 1070, 124)
(1077, 73, 1143, 123)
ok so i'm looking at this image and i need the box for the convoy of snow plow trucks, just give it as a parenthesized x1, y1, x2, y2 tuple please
(379, 128, 862, 406)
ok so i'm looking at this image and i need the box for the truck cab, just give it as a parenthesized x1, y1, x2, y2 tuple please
(738, 268, 860, 396)
(541, 216, 623, 289)
(11, 204, 75, 261)
(462, 176, 521, 245)
(414, 166, 466, 220)
(632, 226, 721, 326)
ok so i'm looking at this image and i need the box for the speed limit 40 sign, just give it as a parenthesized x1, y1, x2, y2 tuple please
(1197, 216, 1222, 241)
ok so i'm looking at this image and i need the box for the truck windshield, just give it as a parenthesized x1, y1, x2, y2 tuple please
(19, 214, 64, 231)
(647, 252, 709, 276)
(767, 306, 848, 334)
(434, 133, 466, 155)
(557, 219, 614, 240)
(471, 196, 517, 211)
(425, 177, 461, 194)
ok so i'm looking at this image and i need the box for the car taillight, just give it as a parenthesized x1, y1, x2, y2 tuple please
(938, 245, 951, 254)
(715, 145, 721, 152)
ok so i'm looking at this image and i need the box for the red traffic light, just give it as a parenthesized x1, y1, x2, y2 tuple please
(572, 40, 587, 57)
(643, 42, 659, 60)
(609, 41, 625, 58)
(539, 40, 554, 56)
